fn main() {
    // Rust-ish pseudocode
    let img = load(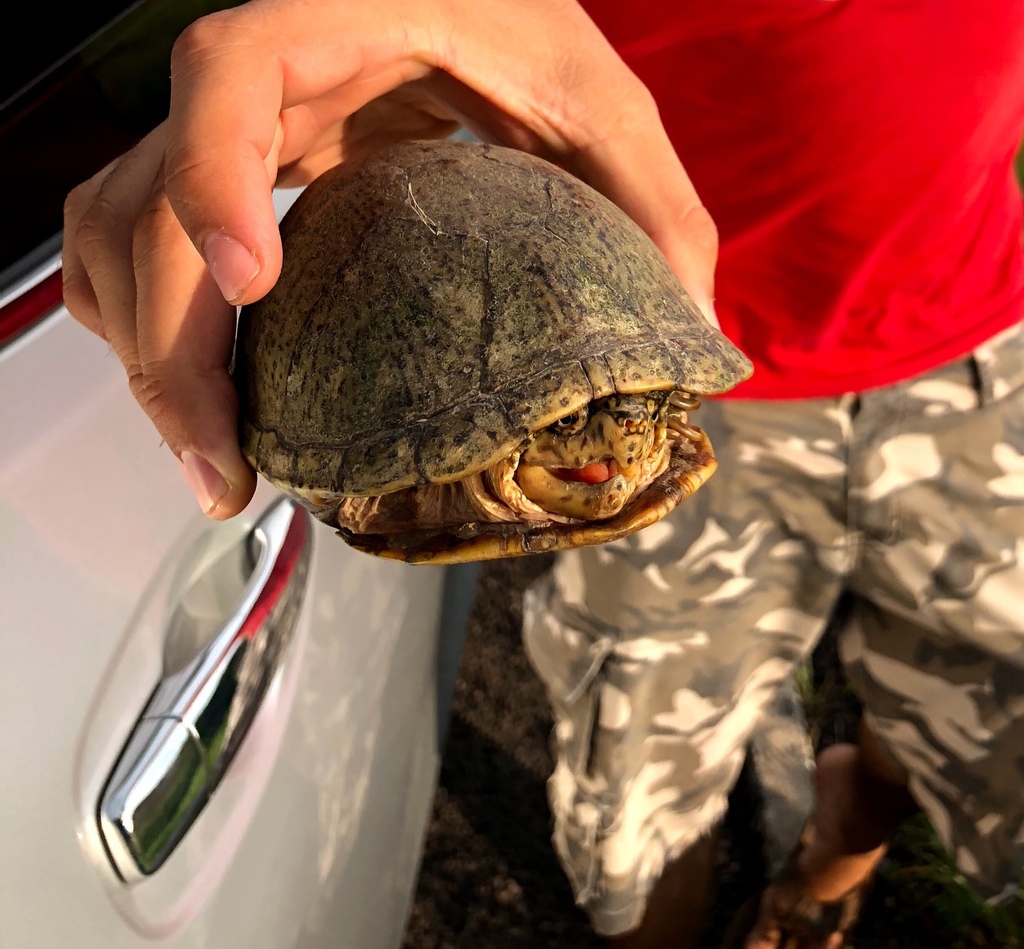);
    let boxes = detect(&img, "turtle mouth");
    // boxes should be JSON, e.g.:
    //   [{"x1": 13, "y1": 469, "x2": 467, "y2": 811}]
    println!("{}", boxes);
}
[
  {"x1": 514, "y1": 455, "x2": 652, "y2": 521},
  {"x1": 550, "y1": 459, "x2": 620, "y2": 484},
  {"x1": 508, "y1": 389, "x2": 705, "y2": 521}
]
